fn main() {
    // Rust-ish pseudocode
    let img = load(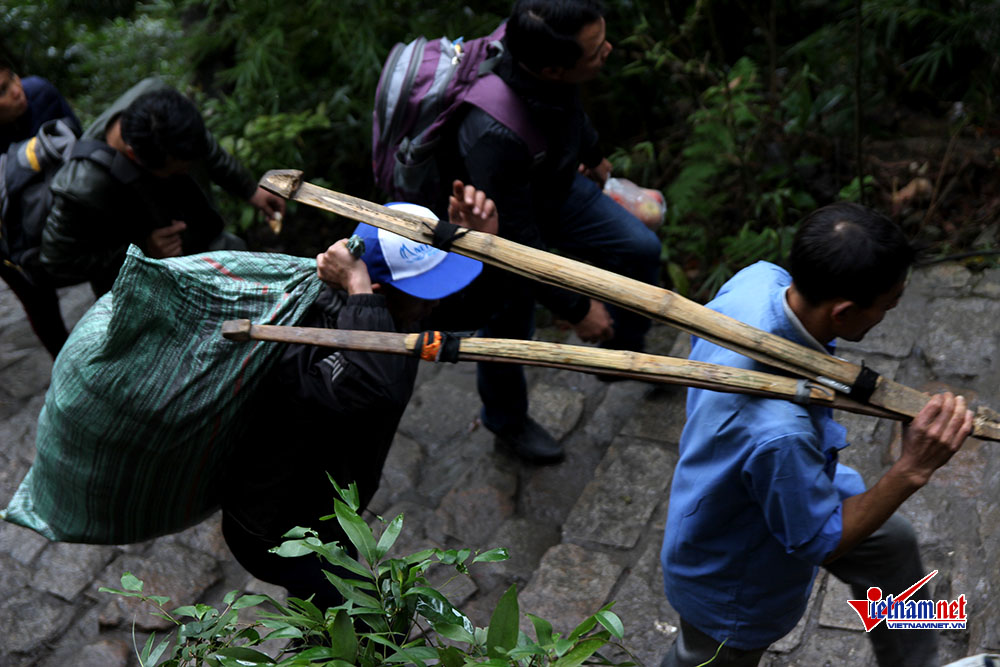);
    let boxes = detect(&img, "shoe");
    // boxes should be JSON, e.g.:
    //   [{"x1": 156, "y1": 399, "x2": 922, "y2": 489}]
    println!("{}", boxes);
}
[{"x1": 491, "y1": 417, "x2": 565, "y2": 465}]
